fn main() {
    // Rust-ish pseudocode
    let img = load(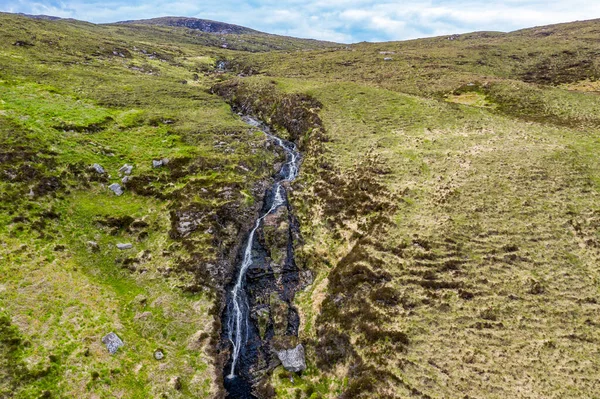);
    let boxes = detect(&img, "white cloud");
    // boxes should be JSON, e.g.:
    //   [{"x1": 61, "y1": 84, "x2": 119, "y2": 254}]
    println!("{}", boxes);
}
[{"x1": 1, "y1": 0, "x2": 600, "y2": 43}]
